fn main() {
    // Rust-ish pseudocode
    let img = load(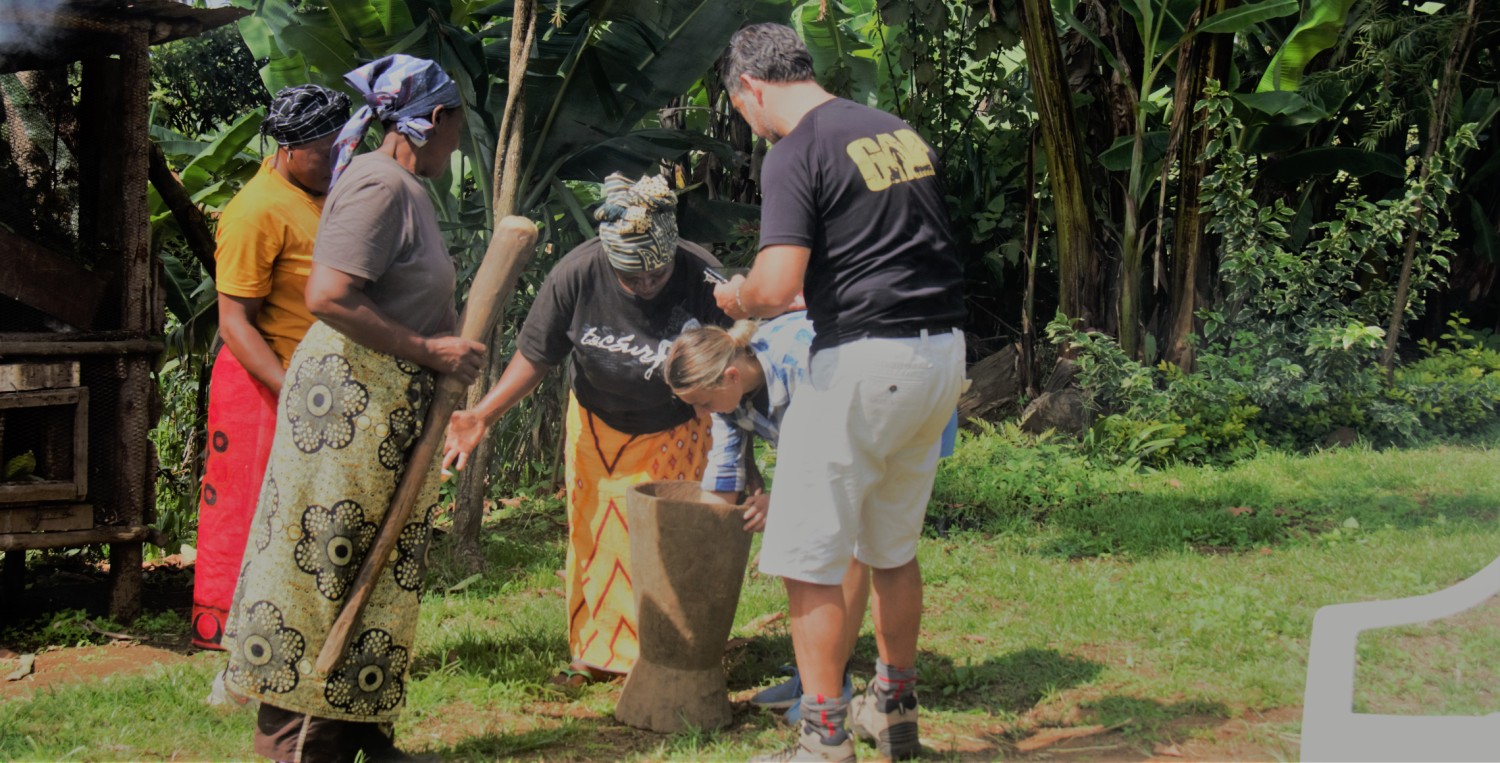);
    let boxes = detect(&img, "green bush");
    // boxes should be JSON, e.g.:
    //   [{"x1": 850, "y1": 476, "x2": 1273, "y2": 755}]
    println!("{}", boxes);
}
[
  {"x1": 1387, "y1": 316, "x2": 1500, "y2": 439},
  {"x1": 927, "y1": 421, "x2": 1115, "y2": 534},
  {"x1": 1035, "y1": 88, "x2": 1490, "y2": 468}
]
